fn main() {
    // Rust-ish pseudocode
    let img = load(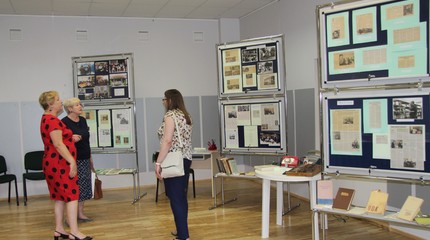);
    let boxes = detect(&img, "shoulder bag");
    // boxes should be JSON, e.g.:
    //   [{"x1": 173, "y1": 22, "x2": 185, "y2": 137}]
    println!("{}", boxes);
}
[
  {"x1": 94, "y1": 174, "x2": 103, "y2": 199},
  {"x1": 161, "y1": 113, "x2": 185, "y2": 178}
]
